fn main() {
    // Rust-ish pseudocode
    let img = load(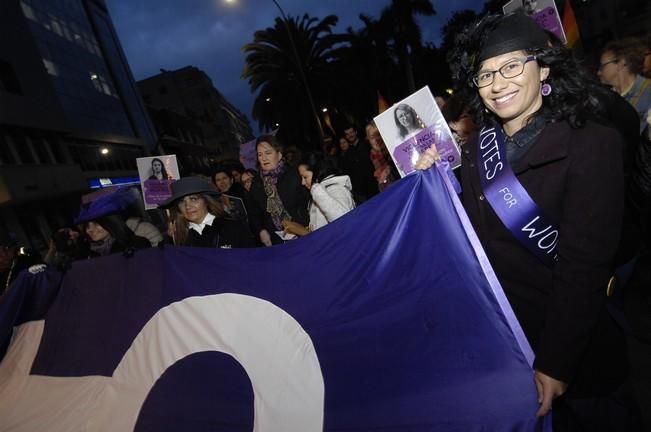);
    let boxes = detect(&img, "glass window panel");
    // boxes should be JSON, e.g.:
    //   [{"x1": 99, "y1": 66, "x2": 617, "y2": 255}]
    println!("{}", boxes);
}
[{"x1": 20, "y1": 1, "x2": 36, "y2": 20}]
